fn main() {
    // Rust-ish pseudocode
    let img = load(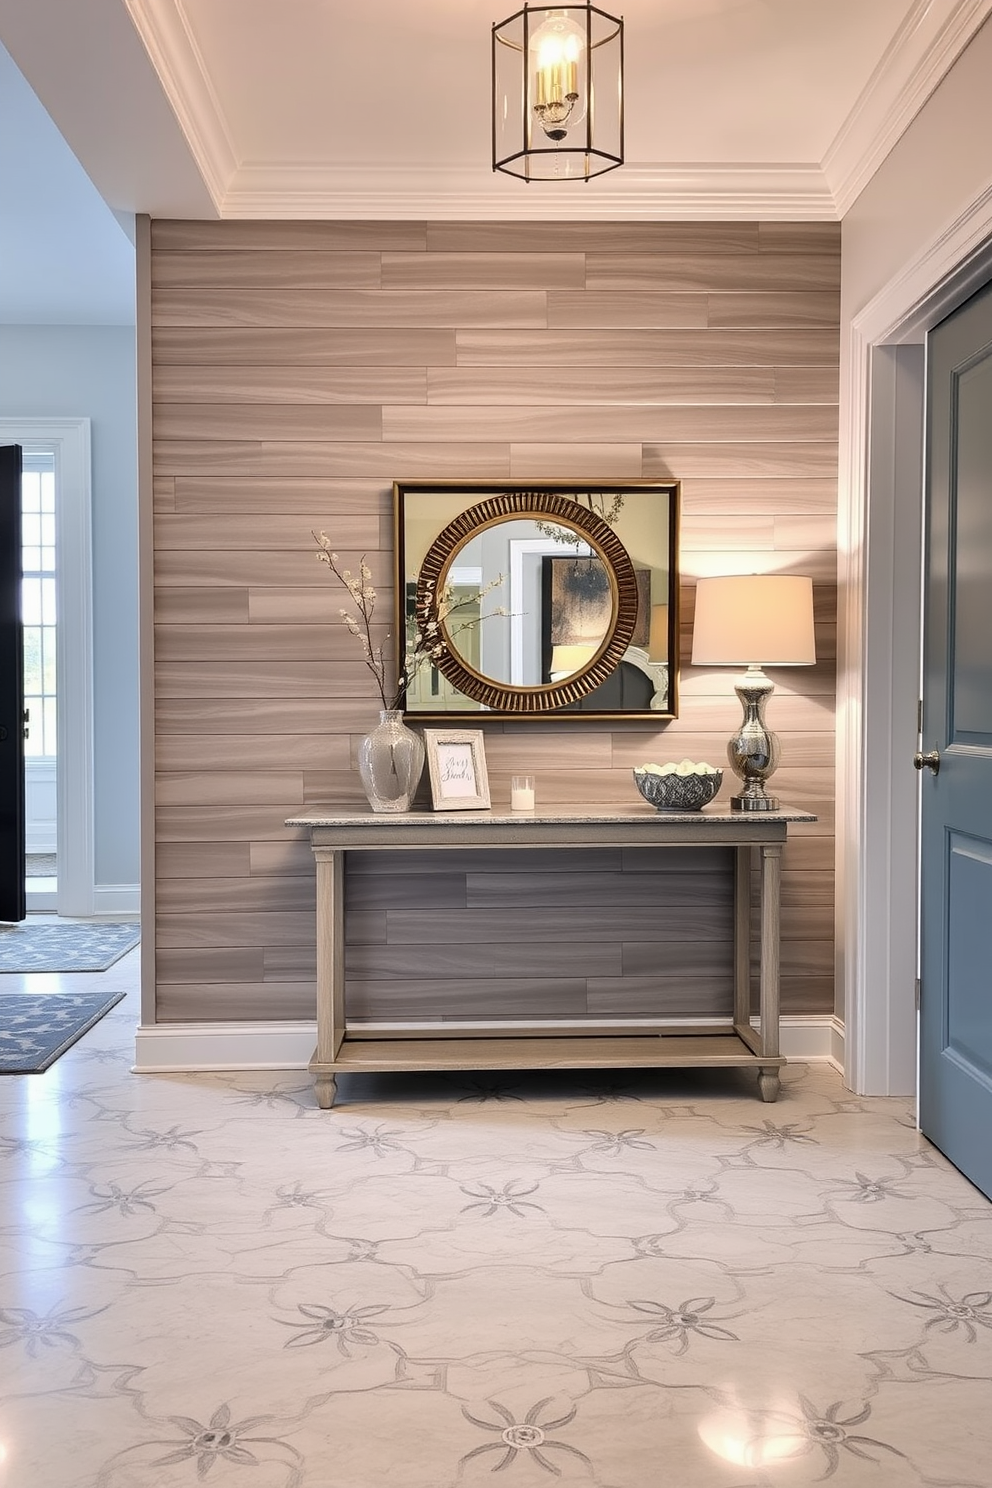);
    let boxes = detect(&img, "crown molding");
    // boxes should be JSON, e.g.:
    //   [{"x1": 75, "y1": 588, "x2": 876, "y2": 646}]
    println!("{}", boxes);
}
[
  {"x1": 823, "y1": 0, "x2": 992, "y2": 217},
  {"x1": 219, "y1": 162, "x2": 837, "y2": 221},
  {"x1": 120, "y1": 0, "x2": 992, "y2": 223},
  {"x1": 121, "y1": 0, "x2": 237, "y2": 212}
]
